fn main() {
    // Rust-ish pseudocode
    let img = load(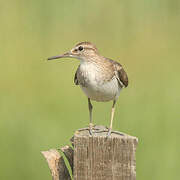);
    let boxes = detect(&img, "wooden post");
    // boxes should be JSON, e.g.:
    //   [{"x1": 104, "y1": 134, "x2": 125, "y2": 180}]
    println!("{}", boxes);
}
[
  {"x1": 42, "y1": 125, "x2": 138, "y2": 180},
  {"x1": 74, "y1": 126, "x2": 138, "y2": 180}
]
